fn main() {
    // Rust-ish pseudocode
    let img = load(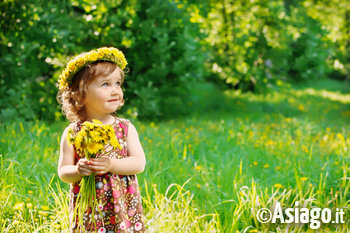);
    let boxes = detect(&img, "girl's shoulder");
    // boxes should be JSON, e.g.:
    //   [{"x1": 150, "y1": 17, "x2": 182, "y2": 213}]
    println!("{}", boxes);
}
[
  {"x1": 115, "y1": 117, "x2": 132, "y2": 137},
  {"x1": 63, "y1": 121, "x2": 80, "y2": 134}
]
